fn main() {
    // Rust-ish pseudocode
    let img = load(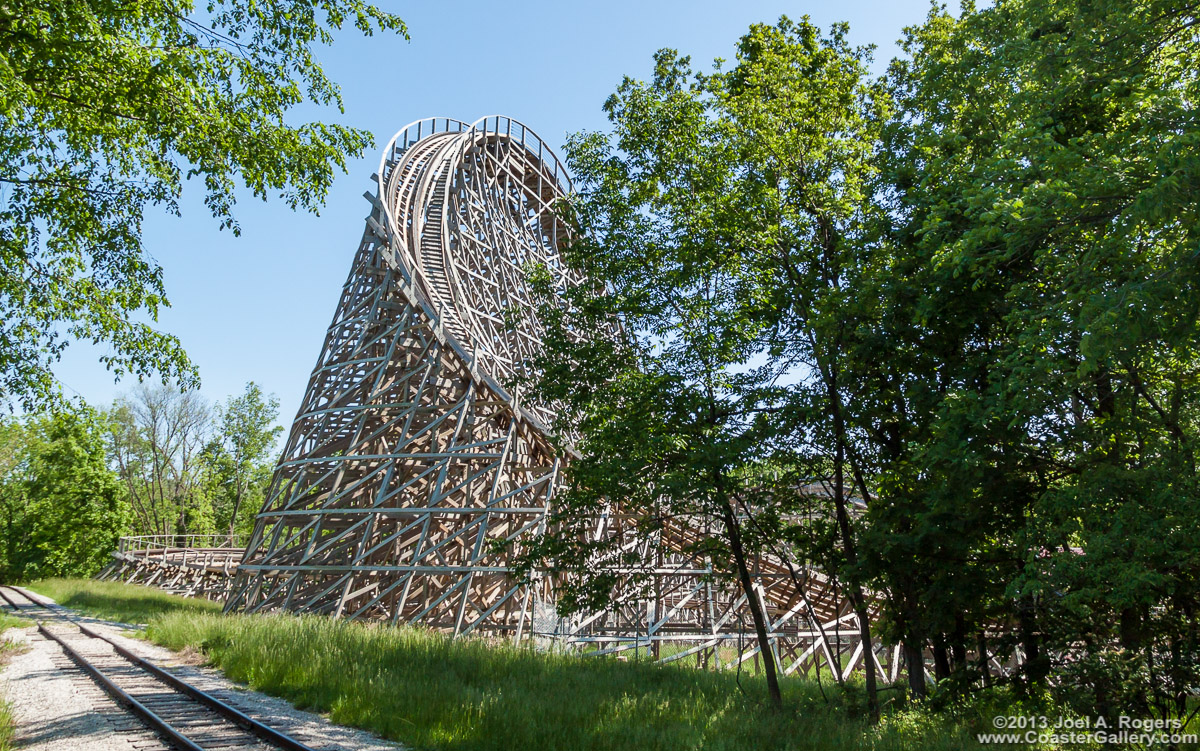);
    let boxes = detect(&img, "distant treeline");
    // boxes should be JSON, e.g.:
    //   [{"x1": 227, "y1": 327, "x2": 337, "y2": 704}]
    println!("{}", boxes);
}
[{"x1": 0, "y1": 382, "x2": 281, "y2": 582}]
